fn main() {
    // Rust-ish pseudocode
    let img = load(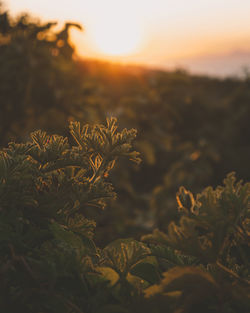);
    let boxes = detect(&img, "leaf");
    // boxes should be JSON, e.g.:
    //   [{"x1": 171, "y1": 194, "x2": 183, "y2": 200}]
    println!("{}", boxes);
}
[
  {"x1": 30, "y1": 130, "x2": 48, "y2": 149},
  {"x1": 141, "y1": 228, "x2": 169, "y2": 246},
  {"x1": 176, "y1": 186, "x2": 196, "y2": 214},
  {"x1": 145, "y1": 266, "x2": 218, "y2": 298},
  {"x1": 130, "y1": 261, "x2": 161, "y2": 284},
  {"x1": 102, "y1": 239, "x2": 150, "y2": 276},
  {"x1": 149, "y1": 244, "x2": 185, "y2": 268},
  {"x1": 50, "y1": 222, "x2": 82, "y2": 250},
  {"x1": 96, "y1": 266, "x2": 119, "y2": 286},
  {"x1": 79, "y1": 234, "x2": 97, "y2": 254}
]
